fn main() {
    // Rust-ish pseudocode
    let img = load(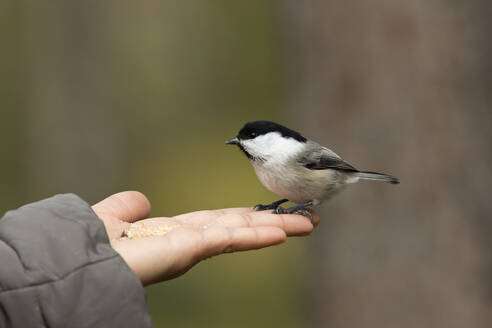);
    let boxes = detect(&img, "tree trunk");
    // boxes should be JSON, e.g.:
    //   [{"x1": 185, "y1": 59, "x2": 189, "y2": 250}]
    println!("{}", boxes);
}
[{"x1": 281, "y1": 1, "x2": 492, "y2": 327}]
